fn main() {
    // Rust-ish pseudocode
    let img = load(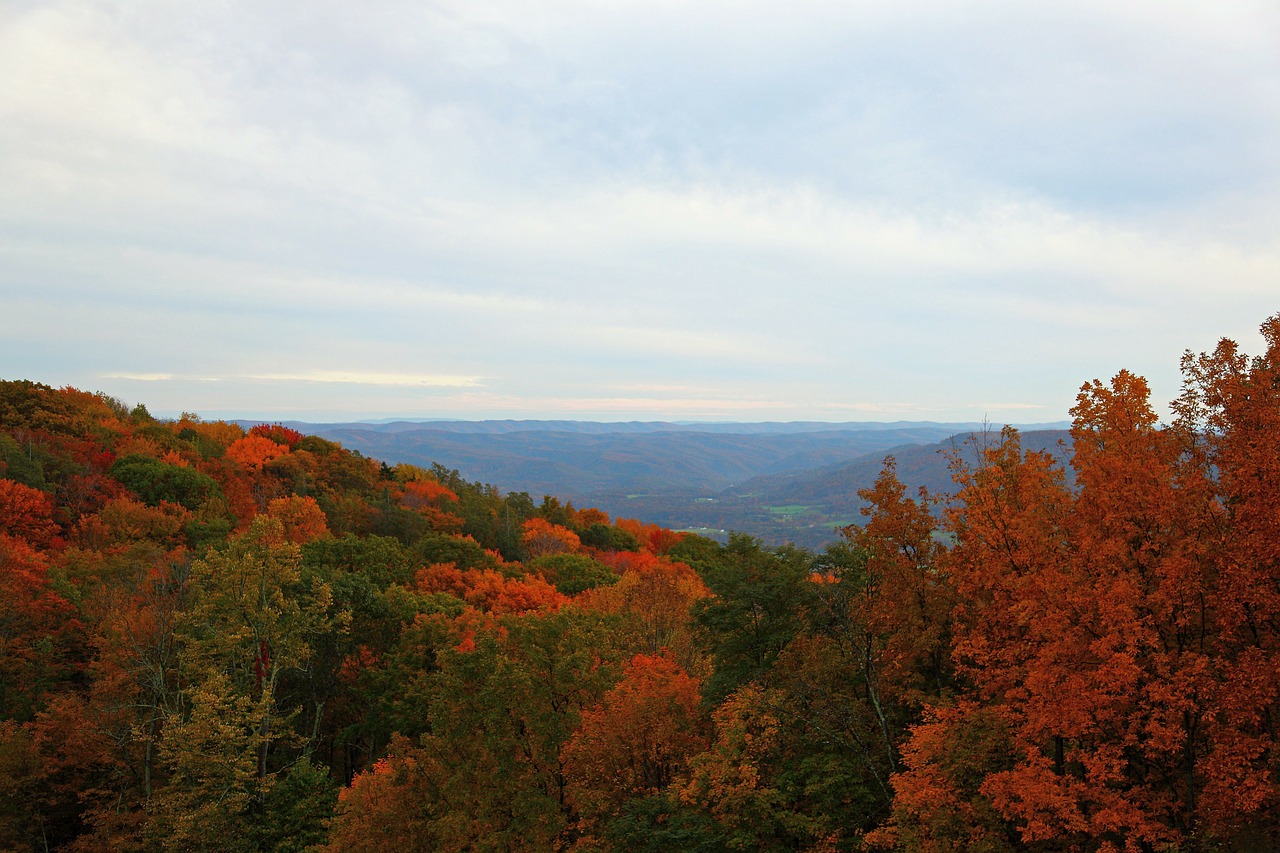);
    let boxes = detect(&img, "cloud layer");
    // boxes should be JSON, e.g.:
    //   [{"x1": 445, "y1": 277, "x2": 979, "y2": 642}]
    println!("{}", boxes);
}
[{"x1": 3, "y1": 1, "x2": 1278, "y2": 421}]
